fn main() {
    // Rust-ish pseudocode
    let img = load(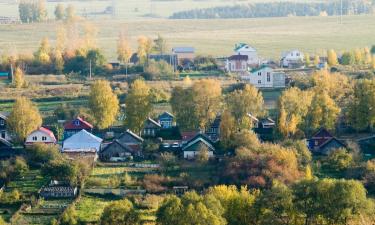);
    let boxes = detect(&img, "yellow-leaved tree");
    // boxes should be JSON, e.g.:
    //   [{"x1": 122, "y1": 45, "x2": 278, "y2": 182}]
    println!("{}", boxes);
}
[
  {"x1": 117, "y1": 31, "x2": 132, "y2": 75},
  {"x1": 327, "y1": 49, "x2": 338, "y2": 66},
  {"x1": 124, "y1": 79, "x2": 153, "y2": 133},
  {"x1": 34, "y1": 37, "x2": 51, "y2": 64},
  {"x1": 372, "y1": 55, "x2": 375, "y2": 70},
  {"x1": 12, "y1": 67, "x2": 26, "y2": 88},
  {"x1": 89, "y1": 80, "x2": 119, "y2": 129},
  {"x1": 137, "y1": 36, "x2": 153, "y2": 65},
  {"x1": 313, "y1": 55, "x2": 320, "y2": 66},
  {"x1": 8, "y1": 97, "x2": 42, "y2": 143},
  {"x1": 219, "y1": 110, "x2": 236, "y2": 149}
]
